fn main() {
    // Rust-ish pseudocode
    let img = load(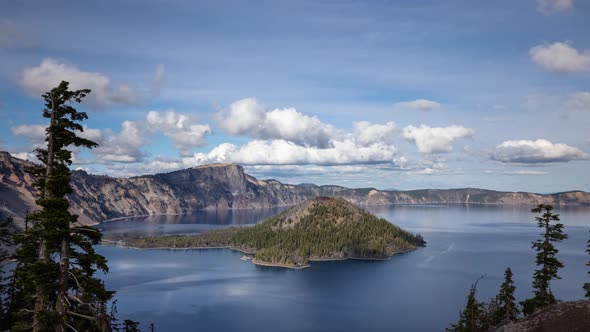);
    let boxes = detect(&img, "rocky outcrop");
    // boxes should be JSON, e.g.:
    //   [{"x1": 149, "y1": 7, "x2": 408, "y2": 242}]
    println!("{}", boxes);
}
[
  {"x1": 1, "y1": 151, "x2": 589, "y2": 226},
  {"x1": 496, "y1": 300, "x2": 590, "y2": 332}
]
